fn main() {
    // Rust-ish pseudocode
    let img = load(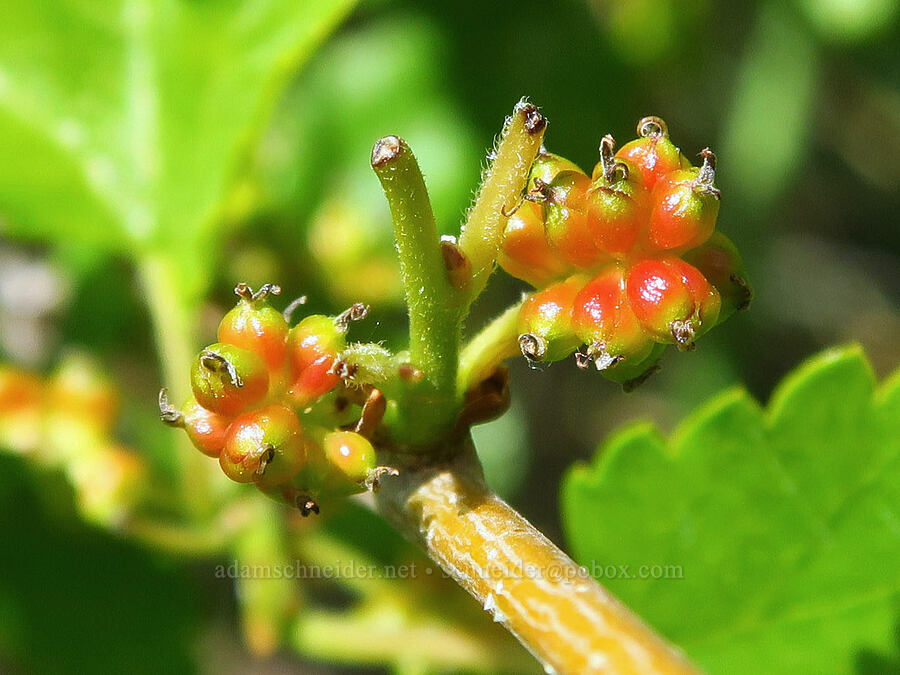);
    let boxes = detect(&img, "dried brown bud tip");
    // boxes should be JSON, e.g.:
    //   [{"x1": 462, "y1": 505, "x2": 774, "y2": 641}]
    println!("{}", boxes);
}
[
  {"x1": 200, "y1": 350, "x2": 243, "y2": 386},
  {"x1": 670, "y1": 320, "x2": 697, "y2": 351},
  {"x1": 234, "y1": 282, "x2": 253, "y2": 300},
  {"x1": 600, "y1": 133, "x2": 617, "y2": 161},
  {"x1": 584, "y1": 342, "x2": 624, "y2": 371},
  {"x1": 694, "y1": 147, "x2": 720, "y2": 198},
  {"x1": 515, "y1": 101, "x2": 546, "y2": 134},
  {"x1": 699, "y1": 147, "x2": 717, "y2": 171},
  {"x1": 592, "y1": 351, "x2": 624, "y2": 371},
  {"x1": 578, "y1": 344, "x2": 624, "y2": 371},
  {"x1": 523, "y1": 177, "x2": 552, "y2": 204},
  {"x1": 255, "y1": 445, "x2": 276, "y2": 476},
  {"x1": 574, "y1": 351, "x2": 594, "y2": 370},
  {"x1": 371, "y1": 135, "x2": 403, "y2": 167},
  {"x1": 637, "y1": 116, "x2": 669, "y2": 138},
  {"x1": 518, "y1": 333, "x2": 547, "y2": 362},
  {"x1": 234, "y1": 283, "x2": 281, "y2": 302},
  {"x1": 335, "y1": 303, "x2": 369, "y2": 331},
  {"x1": 158, "y1": 388, "x2": 184, "y2": 427},
  {"x1": 296, "y1": 496, "x2": 320, "y2": 517},
  {"x1": 254, "y1": 284, "x2": 281, "y2": 300},
  {"x1": 365, "y1": 466, "x2": 400, "y2": 492},
  {"x1": 328, "y1": 359, "x2": 359, "y2": 381},
  {"x1": 282, "y1": 295, "x2": 308, "y2": 323},
  {"x1": 598, "y1": 135, "x2": 629, "y2": 183}
]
